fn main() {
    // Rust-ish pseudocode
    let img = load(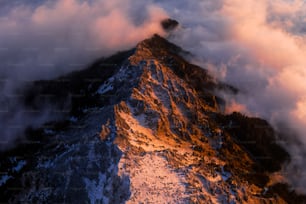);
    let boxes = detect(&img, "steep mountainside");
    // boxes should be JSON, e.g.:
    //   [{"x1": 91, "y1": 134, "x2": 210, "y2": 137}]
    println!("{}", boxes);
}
[{"x1": 0, "y1": 35, "x2": 305, "y2": 203}]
